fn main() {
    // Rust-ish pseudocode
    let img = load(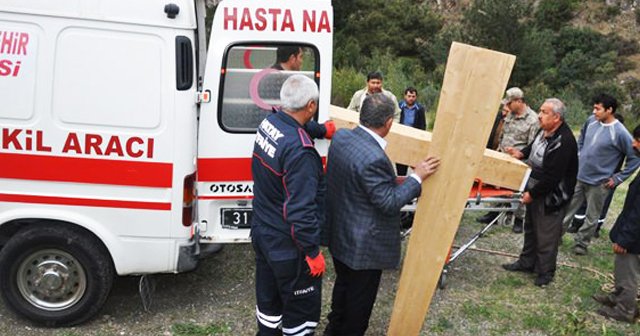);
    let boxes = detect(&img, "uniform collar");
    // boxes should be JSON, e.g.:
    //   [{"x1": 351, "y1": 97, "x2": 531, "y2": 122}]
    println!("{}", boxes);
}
[{"x1": 276, "y1": 109, "x2": 304, "y2": 127}]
